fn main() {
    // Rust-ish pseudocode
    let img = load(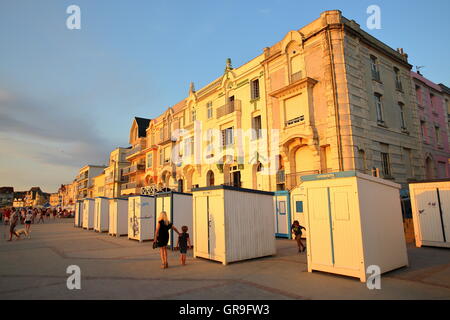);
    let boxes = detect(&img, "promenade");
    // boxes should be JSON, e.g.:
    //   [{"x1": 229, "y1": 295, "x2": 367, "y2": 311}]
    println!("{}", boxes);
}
[{"x1": 0, "y1": 220, "x2": 449, "y2": 299}]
